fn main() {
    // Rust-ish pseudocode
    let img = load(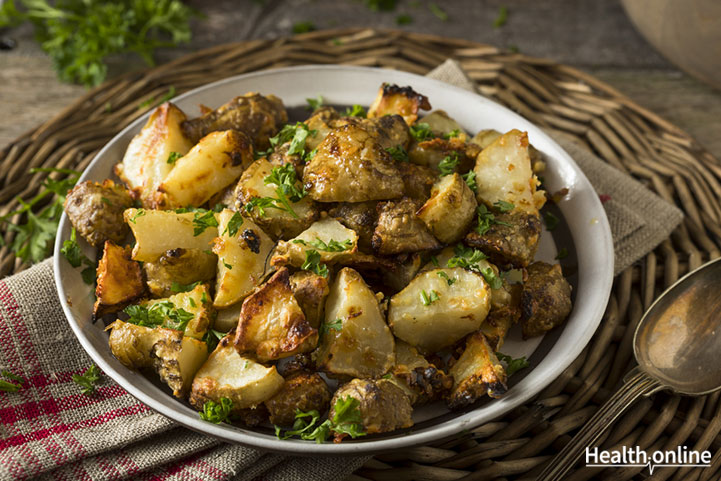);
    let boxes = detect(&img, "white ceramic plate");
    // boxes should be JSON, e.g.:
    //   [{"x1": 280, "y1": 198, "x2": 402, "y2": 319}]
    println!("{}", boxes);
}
[{"x1": 53, "y1": 65, "x2": 613, "y2": 455}]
